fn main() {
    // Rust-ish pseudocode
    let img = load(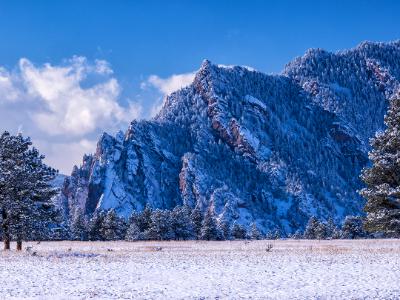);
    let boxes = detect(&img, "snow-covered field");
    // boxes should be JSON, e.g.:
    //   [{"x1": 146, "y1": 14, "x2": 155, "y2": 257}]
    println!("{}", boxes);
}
[{"x1": 1, "y1": 239, "x2": 399, "y2": 299}]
